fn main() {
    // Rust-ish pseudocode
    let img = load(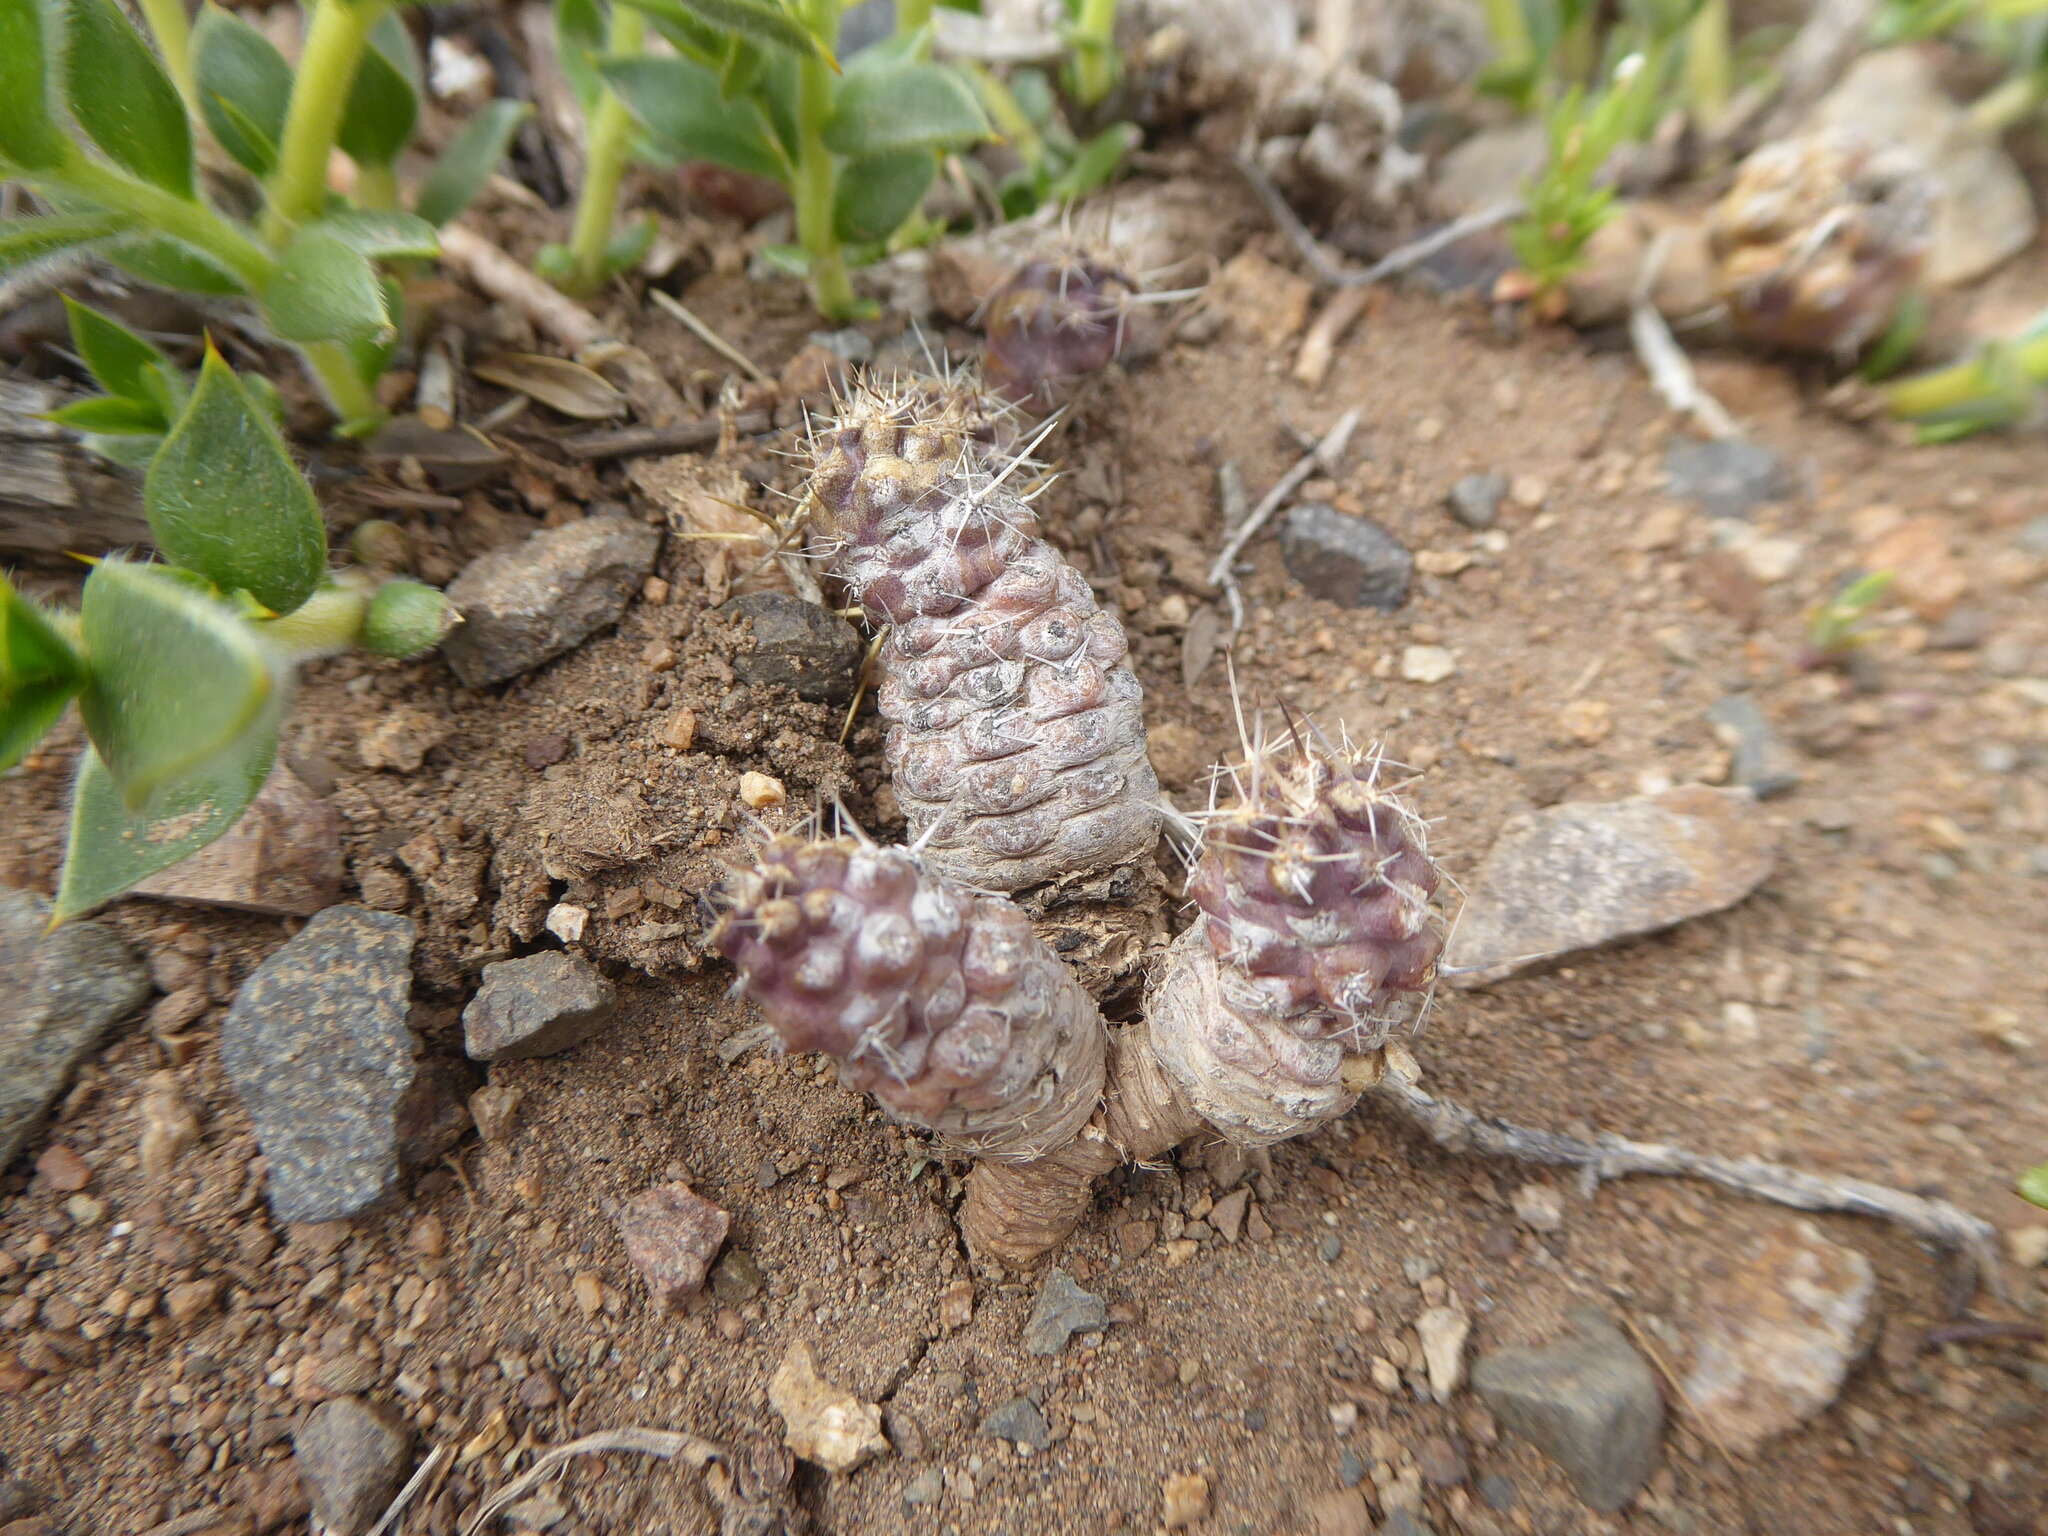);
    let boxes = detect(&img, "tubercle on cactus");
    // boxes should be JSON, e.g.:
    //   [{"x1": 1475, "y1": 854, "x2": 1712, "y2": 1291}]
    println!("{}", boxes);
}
[
  {"x1": 709, "y1": 834, "x2": 1105, "y2": 1162},
  {"x1": 803, "y1": 380, "x2": 1162, "y2": 895}
]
